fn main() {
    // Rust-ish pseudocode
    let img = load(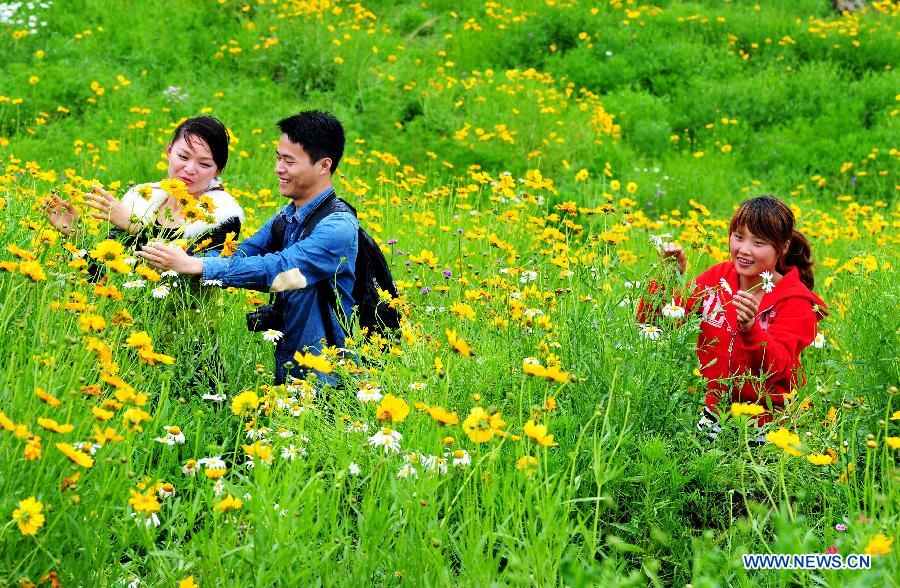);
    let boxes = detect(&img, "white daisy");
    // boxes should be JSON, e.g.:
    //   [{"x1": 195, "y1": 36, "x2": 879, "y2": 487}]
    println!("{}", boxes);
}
[
  {"x1": 719, "y1": 278, "x2": 732, "y2": 295},
  {"x1": 348, "y1": 462, "x2": 361, "y2": 476},
  {"x1": 447, "y1": 449, "x2": 471, "y2": 468},
  {"x1": 281, "y1": 444, "x2": 305, "y2": 460},
  {"x1": 182, "y1": 459, "x2": 200, "y2": 476},
  {"x1": 151, "y1": 285, "x2": 170, "y2": 299},
  {"x1": 661, "y1": 300, "x2": 685, "y2": 319},
  {"x1": 356, "y1": 387, "x2": 383, "y2": 403},
  {"x1": 347, "y1": 420, "x2": 369, "y2": 433},
  {"x1": 813, "y1": 332, "x2": 826, "y2": 348},
  {"x1": 759, "y1": 271, "x2": 775, "y2": 293},
  {"x1": 122, "y1": 279, "x2": 146, "y2": 289},
  {"x1": 396, "y1": 464, "x2": 418, "y2": 479},
  {"x1": 198, "y1": 456, "x2": 226, "y2": 470},
  {"x1": 202, "y1": 392, "x2": 226, "y2": 402},
  {"x1": 160, "y1": 270, "x2": 179, "y2": 278},
  {"x1": 639, "y1": 324, "x2": 662, "y2": 340},
  {"x1": 263, "y1": 329, "x2": 283, "y2": 343},
  {"x1": 368, "y1": 427, "x2": 402, "y2": 454}
]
